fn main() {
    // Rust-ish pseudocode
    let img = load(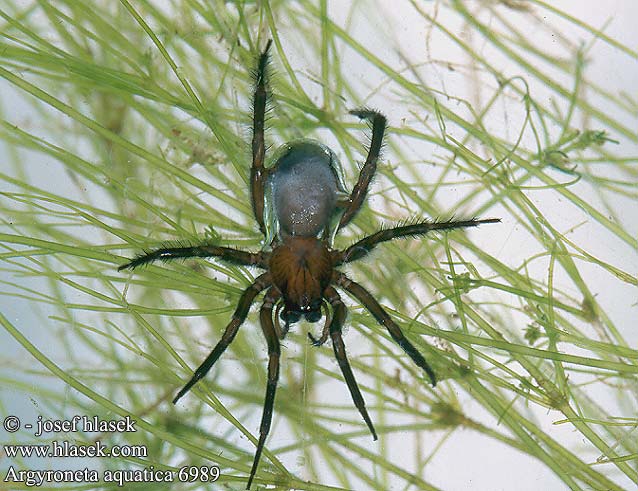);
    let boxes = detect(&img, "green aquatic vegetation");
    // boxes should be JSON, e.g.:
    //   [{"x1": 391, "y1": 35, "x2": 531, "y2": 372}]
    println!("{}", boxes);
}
[{"x1": 1, "y1": 1, "x2": 636, "y2": 490}]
